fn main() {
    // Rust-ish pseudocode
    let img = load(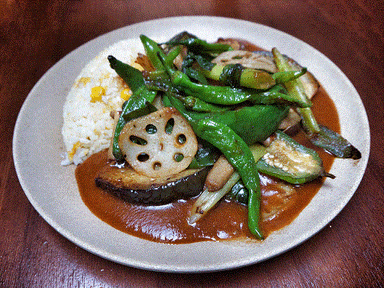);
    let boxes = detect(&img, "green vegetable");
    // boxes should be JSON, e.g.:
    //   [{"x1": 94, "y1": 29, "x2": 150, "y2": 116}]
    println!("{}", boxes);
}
[
  {"x1": 272, "y1": 68, "x2": 308, "y2": 84},
  {"x1": 165, "y1": 45, "x2": 182, "y2": 66},
  {"x1": 161, "y1": 93, "x2": 173, "y2": 107},
  {"x1": 164, "y1": 33, "x2": 233, "y2": 55},
  {"x1": 175, "y1": 95, "x2": 229, "y2": 112},
  {"x1": 225, "y1": 143, "x2": 267, "y2": 205},
  {"x1": 140, "y1": 34, "x2": 183, "y2": 71},
  {"x1": 205, "y1": 63, "x2": 276, "y2": 90},
  {"x1": 256, "y1": 131, "x2": 334, "y2": 184},
  {"x1": 189, "y1": 172, "x2": 241, "y2": 224},
  {"x1": 226, "y1": 180, "x2": 249, "y2": 205},
  {"x1": 168, "y1": 67, "x2": 311, "y2": 108},
  {"x1": 310, "y1": 125, "x2": 362, "y2": 159},
  {"x1": 247, "y1": 84, "x2": 311, "y2": 107},
  {"x1": 272, "y1": 48, "x2": 362, "y2": 159},
  {"x1": 140, "y1": 35, "x2": 167, "y2": 71},
  {"x1": 144, "y1": 70, "x2": 178, "y2": 94},
  {"x1": 181, "y1": 53, "x2": 211, "y2": 84},
  {"x1": 194, "y1": 119, "x2": 264, "y2": 239},
  {"x1": 188, "y1": 140, "x2": 220, "y2": 169},
  {"x1": 272, "y1": 47, "x2": 319, "y2": 133},
  {"x1": 151, "y1": 45, "x2": 308, "y2": 108},
  {"x1": 108, "y1": 55, "x2": 157, "y2": 161},
  {"x1": 169, "y1": 95, "x2": 289, "y2": 145},
  {"x1": 203, "y1": 63, "x2": 306, "y2": 91}
]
